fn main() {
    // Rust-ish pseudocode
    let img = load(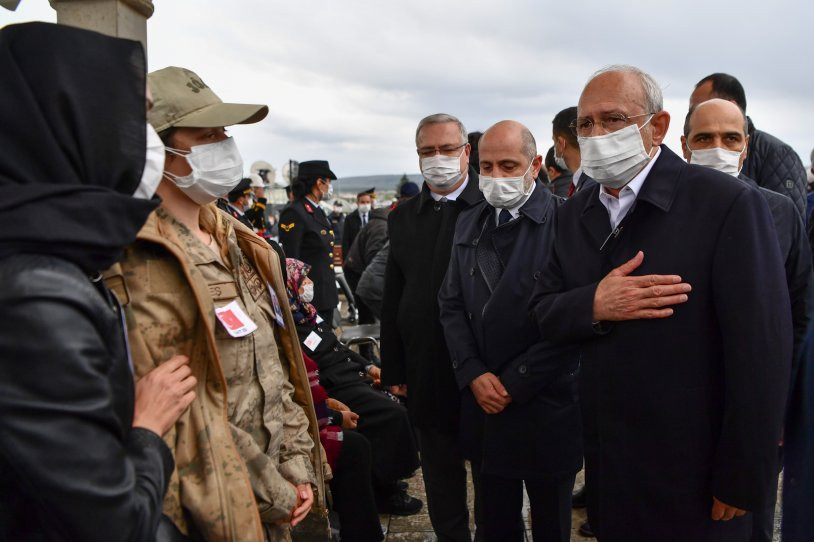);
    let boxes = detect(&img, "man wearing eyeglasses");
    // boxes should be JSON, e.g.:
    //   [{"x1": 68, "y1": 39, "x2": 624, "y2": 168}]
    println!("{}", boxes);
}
[
  {"x1": 531, "y1": 65, "x2": 791, "y2": 541},
  {"x1": 381, "y1": 113, "x2": 484, "y2": 541}
]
